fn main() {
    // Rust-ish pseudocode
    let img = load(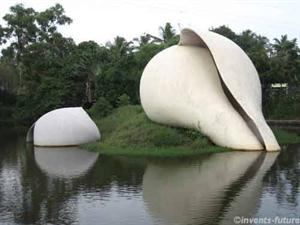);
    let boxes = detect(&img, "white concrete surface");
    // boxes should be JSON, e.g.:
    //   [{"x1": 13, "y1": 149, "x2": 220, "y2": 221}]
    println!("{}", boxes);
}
[
  {"x1": 28, "y1": 107, "x2": 100, "y2": 146},
  {"x1": 140, "y1": 28, "x2": 280, "y2": 151}
]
